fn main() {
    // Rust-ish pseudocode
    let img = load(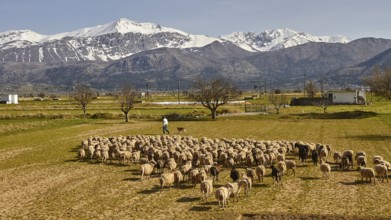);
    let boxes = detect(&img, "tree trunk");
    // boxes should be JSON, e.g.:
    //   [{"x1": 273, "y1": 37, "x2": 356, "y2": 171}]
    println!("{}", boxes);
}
[
  {"x1": 211, "y1": 109, "x2": 217, "y2": 119},
  {"x1": 82, "y1": 105, "x2": 87, "y2": 116},
  {"x1": 124, "y1": 112, "x2": 129, "y2": 122}
]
